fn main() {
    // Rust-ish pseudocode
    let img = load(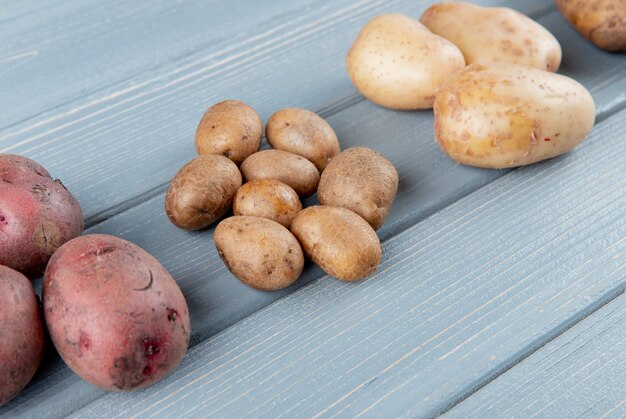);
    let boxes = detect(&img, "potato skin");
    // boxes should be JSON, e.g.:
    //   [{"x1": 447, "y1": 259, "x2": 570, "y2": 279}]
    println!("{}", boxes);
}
[
  {"x1": 240, "y1": 149, "x2": 320, "y2": 197},
  {"x1": 214, "y1": 216, "x2": 304, "y2": 291},
  {"x1": 555, "y1": 0, "x2": 626, "y2": 51},
  {"x1": 0, "y1": 265, "x2": 44, "y2": 406},
  {"x1": 346, "y1": 14, "x2": 465, "y2": 110},
  {"x1": 43, "y1": 234, "x2": 190, "y2": 391},
  {"x1": 318, "y1": 147, "x2": 398, "y2": 230},
  {"x1": 165, "y1": 155, "x2": 242, "y2": 230},
  {"x1": 290, "y1": 206, "x2": 381, "y2": 282},
  {"x1": 265, "y1": 108, "x2": 340, "y2": 171},
  {"x1": 233, "y1": 180, "x2": 302, "y2": 228},
  {"x1": 421, "y1": 2, "x2": 562, "y2": 72},
  {"x1": 195, "y1": 100, "x2": 263, "y2": 164},
  {"x1": 434, "y1": 64, "x2": 596, "y2": 169},
  {"x1": 0, "y1": 154, "x2": 84, "y2": 276}
]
